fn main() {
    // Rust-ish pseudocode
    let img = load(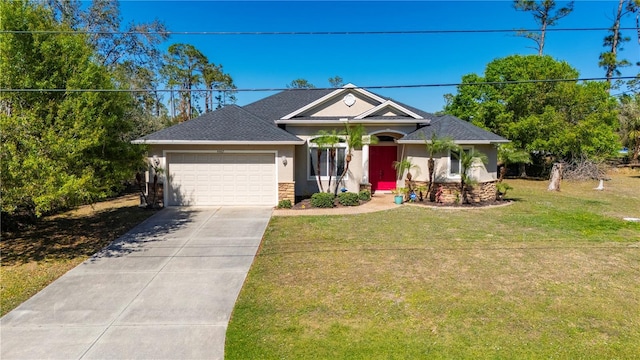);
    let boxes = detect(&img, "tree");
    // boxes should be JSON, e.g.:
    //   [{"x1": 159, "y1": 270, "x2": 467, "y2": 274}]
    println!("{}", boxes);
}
[
  {"x1": 0, "y1": 0, "x2": 144, "y2": 218},
  {"x1": 513, "y1": 0, "x2": 574, "y2": 55},
  {"x1": 618, "y1": 93, "x2": 640, "y2": 162},
  {"x1": 599, "y1": 0, "x2": 638, "y2": 88},
  {"x1": 202, "y1": 63, "x2": 236, "y2": 112},
  {"x1": 423, "y1": 133, "x2": 457, "y2": 199},
  {"x1": 328, "y1": 76, "x2": 344, "y2": 88},
  {"x1": 46, "y1": 0, "x2": 170, "y2": 142},
  {"x1": 452, "y1": 148, "x2": 488, "y2": 204},
  {"x1": 445, "y1": 55, "x2": 620, "y2": 162},
  {"x1": 162, "y1": 43, "x2": 208, "y2": 122},
  {"x1": 287, "y1": 79, "x2": 316, "y2": 89},
  {"x1": 497, "y1": 143, "x2": 532, "y2": 181}
]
